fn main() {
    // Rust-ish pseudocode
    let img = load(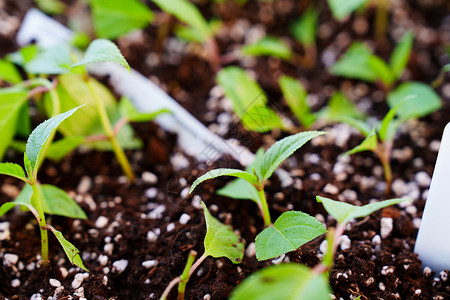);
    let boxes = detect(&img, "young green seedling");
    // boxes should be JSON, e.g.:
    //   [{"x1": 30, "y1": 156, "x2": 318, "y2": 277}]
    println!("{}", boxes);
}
[
  {"x1": 190, "y1": 131, "x2": 328, "y2": 260},
  {"x1": 160, "y1": 202, "x2": 244, "y2": 300},
  {"x1": 342, "y1": 95, "x2": 440, "y2": 194},
  {"x1": 0, "y1": 106, "x2": 87, "y2": 270},
  {"x1": 289, "y1": 6, "x2": 318, "y2": 69},
  {"x1": 152, "y1": 0, "x2": 221, "y2": 70},
  {"x1": 230, "y1": 196, "x2": 410, "y2": 300},
  {"x1": 331, "y1": 31, "x2": 414, "y2": 91}
]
